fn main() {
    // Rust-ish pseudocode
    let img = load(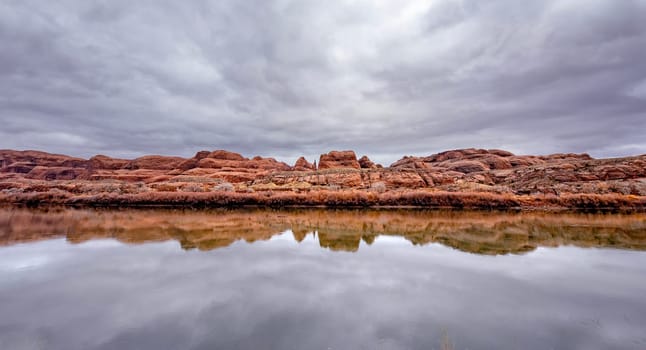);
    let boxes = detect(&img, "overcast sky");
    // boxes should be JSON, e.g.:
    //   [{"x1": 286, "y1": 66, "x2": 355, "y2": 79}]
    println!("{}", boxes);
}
[{"x1": 1, "y1": 0, "x2": 645, "y2": 165}]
